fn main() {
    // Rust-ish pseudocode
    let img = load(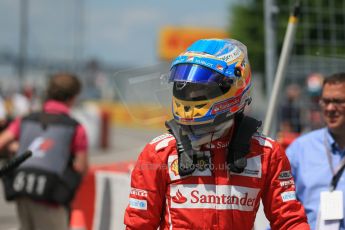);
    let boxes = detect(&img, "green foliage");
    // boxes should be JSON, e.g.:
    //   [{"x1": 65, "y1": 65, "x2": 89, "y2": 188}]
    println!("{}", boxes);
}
[
  {"x1": 229, "y1": 0, "x2": 345, "y2": 72},
  {"x1": 228, "y1": 1, "x2": 265, "y2": 72}
]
